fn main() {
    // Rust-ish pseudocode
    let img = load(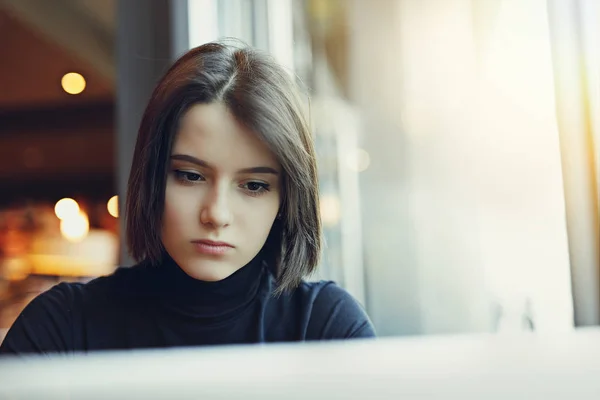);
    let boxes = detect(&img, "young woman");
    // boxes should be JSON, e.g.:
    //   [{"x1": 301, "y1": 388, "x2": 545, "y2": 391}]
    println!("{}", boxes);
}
[{"x1": 0, "y1": 42, "x2": 375, "y2": 354}]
